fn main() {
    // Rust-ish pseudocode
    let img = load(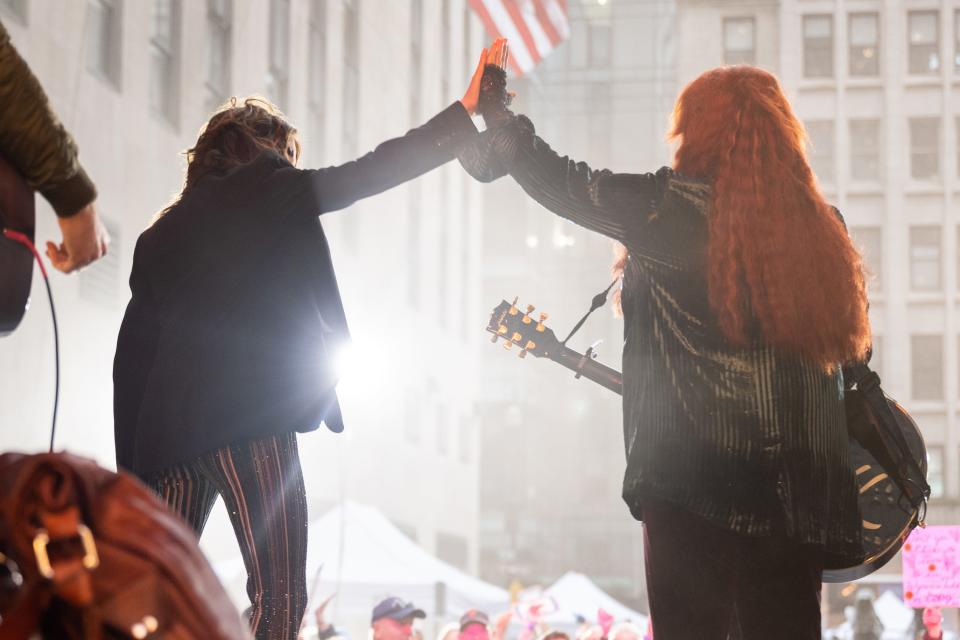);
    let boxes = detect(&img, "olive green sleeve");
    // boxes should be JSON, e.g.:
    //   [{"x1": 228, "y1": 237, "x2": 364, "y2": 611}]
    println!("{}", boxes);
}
[{"x1": 0, "y1": 21, "x2": 96, "y2": 217}]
